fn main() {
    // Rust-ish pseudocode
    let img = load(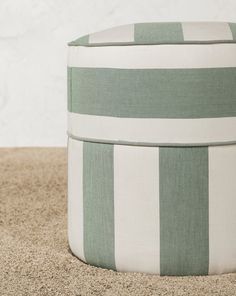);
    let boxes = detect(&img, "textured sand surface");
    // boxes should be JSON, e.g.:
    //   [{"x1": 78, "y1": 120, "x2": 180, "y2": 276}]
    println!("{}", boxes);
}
[{"x1": 0, "y1": 148, "x2": 235, "y2": 296}]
